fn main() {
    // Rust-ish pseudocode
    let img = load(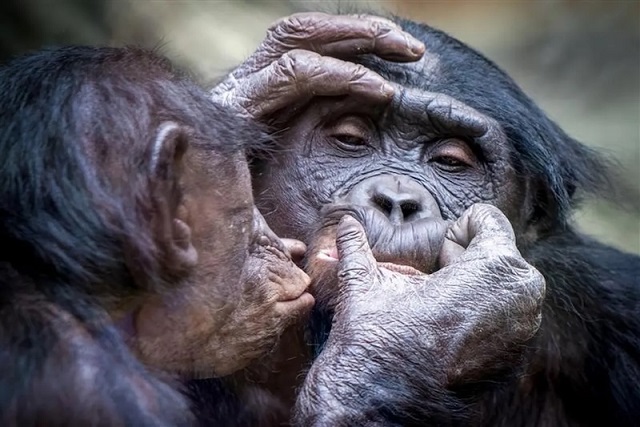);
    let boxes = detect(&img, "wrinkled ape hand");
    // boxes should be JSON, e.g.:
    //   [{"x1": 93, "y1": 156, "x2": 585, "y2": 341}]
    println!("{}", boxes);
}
[
  {"x1": 295, "y1": 204, "x2": 546, "y2": 426},
  {"x1": 211, "y1": 12, "x2": 425, "y2": 121}
]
